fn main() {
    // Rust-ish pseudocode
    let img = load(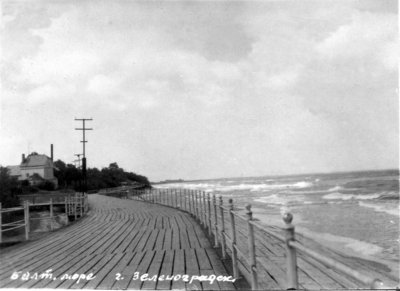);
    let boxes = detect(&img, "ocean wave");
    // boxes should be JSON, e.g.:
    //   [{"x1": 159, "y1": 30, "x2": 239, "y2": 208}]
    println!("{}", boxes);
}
[
  {"x1": 322, "y1": 192, "x2": 381, "y2": 201},
  {"x1": 327, "y1": 185, "x2": 342, "y2": 192},
  {"x1": 156, "y1": 181, "x2": 313, "y2": 192},
  {"x1": 323, "y1": 191, "x2": 399, "y2": 201},
  {"x1": 358, "y1": 202, "x2": 400, "y2": 217},
  {"x1": 299, "y1": 229, "x2": 384, "y2": 257},
  {"x1": 253, "y1": 194, "x2": 308, "y2": 206},
  {"x1": 378, "y1": 192, "x2": 399, "y2": 200}
]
